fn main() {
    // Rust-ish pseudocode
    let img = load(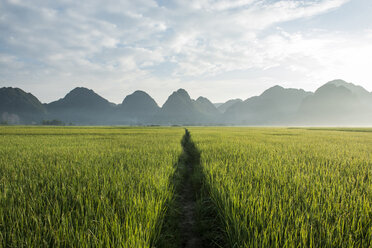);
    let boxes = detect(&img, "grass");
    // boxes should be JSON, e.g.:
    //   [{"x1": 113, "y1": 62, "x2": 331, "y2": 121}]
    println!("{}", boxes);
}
[
  {"x1": 0, "y1": 126, "x2": 371, "y2": 247},
  {"x1": 189, "y1": 127, "x2": 372, "y2": 247},
  {"x1": 0, "y1": 126, "x2": 183, "y2": 247}
]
